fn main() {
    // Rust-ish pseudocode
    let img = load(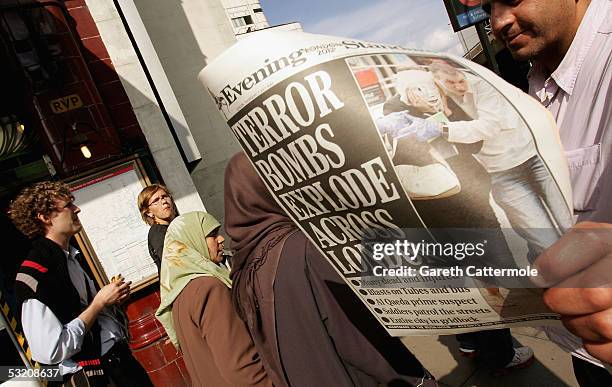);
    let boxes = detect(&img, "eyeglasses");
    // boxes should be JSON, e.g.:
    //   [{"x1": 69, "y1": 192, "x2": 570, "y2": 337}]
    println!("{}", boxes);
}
[
  {"x1": 63, "y1": 201, "x2": 77, "y2": 210},
  {"x1": 55, "y1": 198, "x2": 78, "y2": 211},
  {"x1": 148, "y1": 194, "x2": 171, "y2": 207}
]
